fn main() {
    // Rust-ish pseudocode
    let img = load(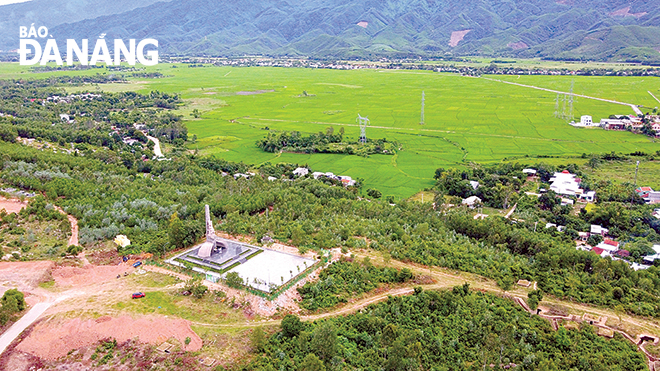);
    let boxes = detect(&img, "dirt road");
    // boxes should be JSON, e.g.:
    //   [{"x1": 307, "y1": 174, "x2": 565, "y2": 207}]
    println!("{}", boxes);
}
[
  {"x1": 483, "y1": 77, "x2": 643, "y2": 115},
  {"x1": 53, "y1": 205, "x2": 78, "y2": 246},
  {"x1": 0, "y1": 302, "x2": 52, "y2": 356},
  {"x1": 147, "y1": 136, "x2": 164, "y2": 158}
]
